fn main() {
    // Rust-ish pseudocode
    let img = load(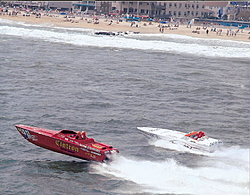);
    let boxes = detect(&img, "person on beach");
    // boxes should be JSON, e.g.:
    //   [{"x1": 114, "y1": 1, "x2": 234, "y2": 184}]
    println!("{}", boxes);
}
[{"x1": 1, "y1": 8, "x2": 250, "y2": 42}]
